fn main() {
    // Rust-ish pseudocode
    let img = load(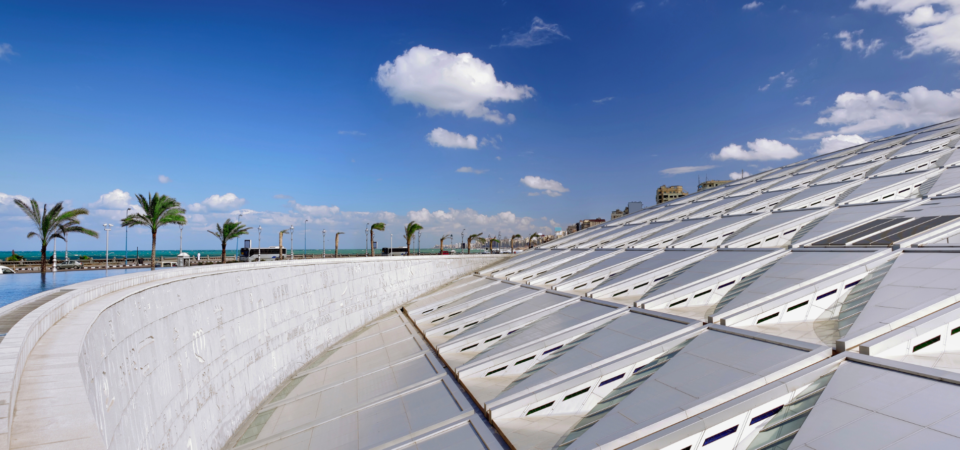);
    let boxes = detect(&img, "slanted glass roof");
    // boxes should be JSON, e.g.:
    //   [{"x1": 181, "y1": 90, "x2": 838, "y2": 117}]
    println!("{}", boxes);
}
[
  {"x1": 871, "y1": 149, "x2": 947, "y2": 177},
  {"x1": 889, "y1": 136, "x2": 952, "y2": 157},
  {"x1": 776, "y1": 179, "x2": 861, "y2": 210},
  {"x1": 592, "y1": 249, "x2": 712, "y2": 292}
]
